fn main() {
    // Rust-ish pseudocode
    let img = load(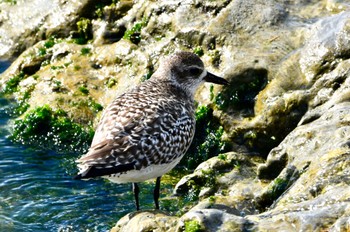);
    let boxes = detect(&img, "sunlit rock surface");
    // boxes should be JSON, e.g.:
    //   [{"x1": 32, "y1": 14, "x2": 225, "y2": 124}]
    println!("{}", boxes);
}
[{"x1": 1, "y1": 0, "x2": 350, "y2": 231}]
